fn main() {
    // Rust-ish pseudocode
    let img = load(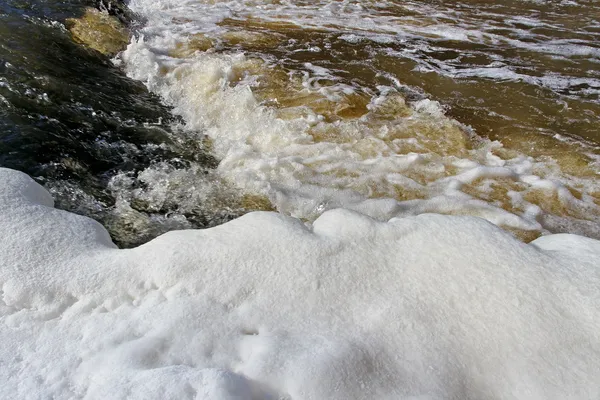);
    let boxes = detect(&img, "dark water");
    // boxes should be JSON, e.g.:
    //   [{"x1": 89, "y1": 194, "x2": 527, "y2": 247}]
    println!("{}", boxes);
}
[{"x1": 0, "y1": 0, "x2": 248, "y2": 247}]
